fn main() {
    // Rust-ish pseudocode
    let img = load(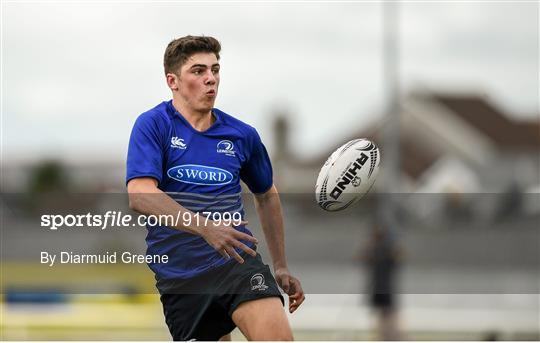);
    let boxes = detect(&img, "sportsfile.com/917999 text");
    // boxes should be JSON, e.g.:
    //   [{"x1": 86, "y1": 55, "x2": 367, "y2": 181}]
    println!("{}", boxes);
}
[{"x1": 40, "y1": 211, "x2": 244, "y2": 231}]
